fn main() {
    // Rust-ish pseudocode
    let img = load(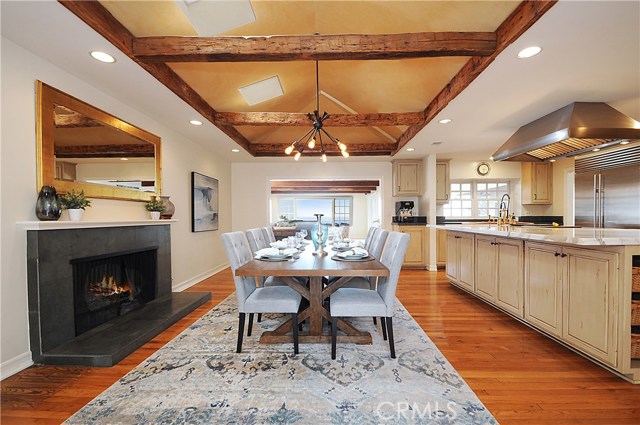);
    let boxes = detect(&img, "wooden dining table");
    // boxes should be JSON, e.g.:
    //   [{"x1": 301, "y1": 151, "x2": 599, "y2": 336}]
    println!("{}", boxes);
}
[{"x1": 235, "y1": 243, "x2": 389, "y2": 345}]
